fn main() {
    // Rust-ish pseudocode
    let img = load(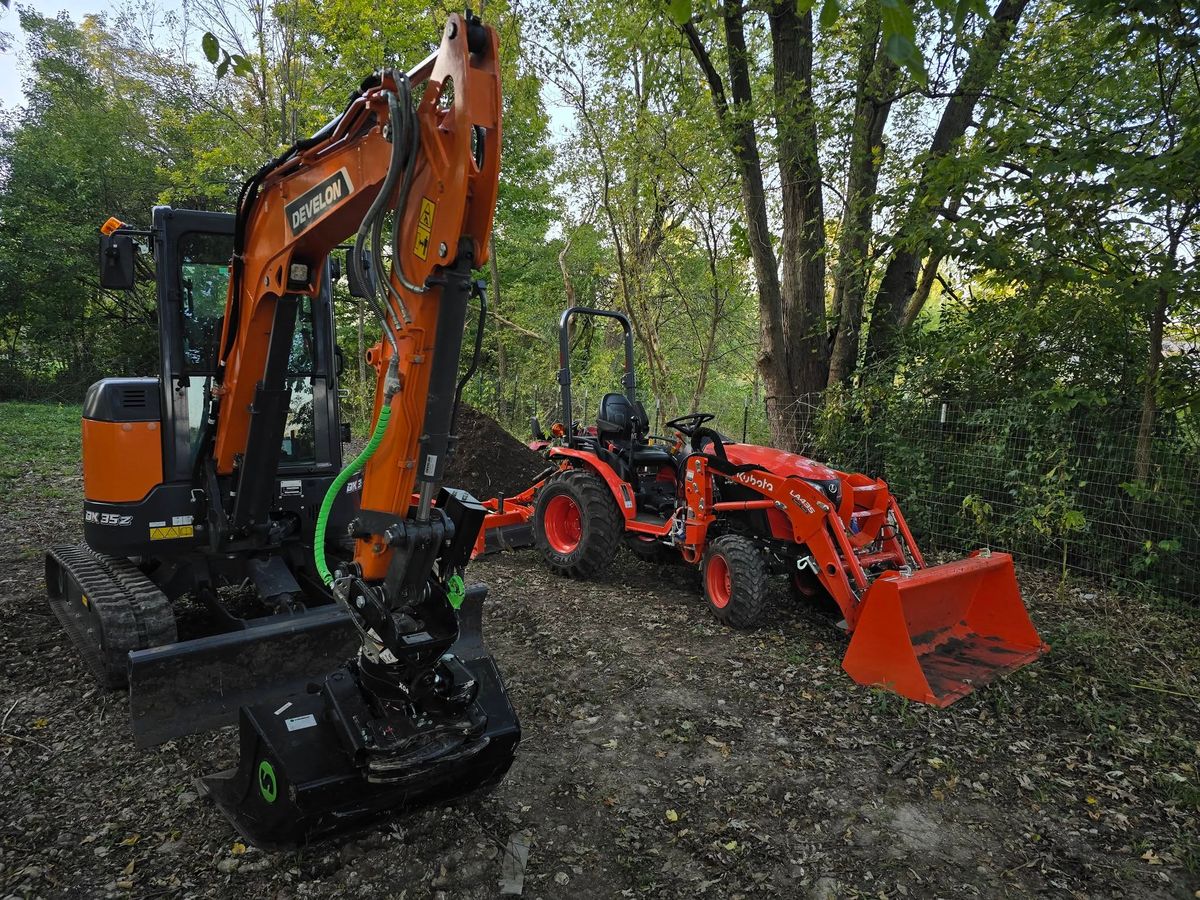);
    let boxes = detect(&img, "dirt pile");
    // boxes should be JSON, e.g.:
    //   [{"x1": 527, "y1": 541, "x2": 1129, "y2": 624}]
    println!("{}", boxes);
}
[{"x1": 444, "y1": 403, "x2": 548, "y2": 500}]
